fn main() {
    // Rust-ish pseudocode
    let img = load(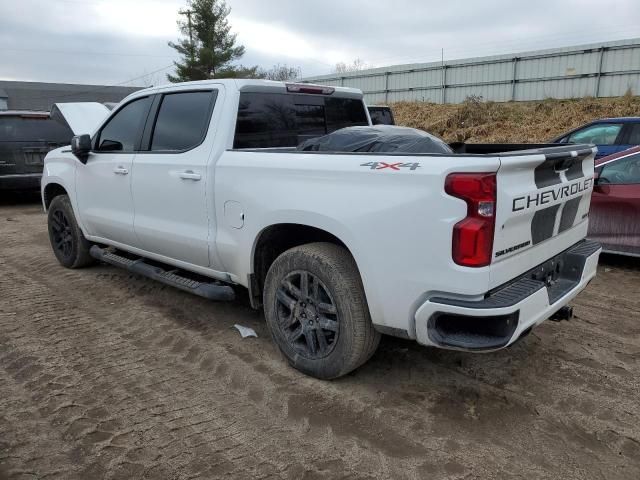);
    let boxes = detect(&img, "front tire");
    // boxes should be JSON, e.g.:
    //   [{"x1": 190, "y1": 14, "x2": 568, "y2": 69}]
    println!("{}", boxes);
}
[
  {"x1": 47, "y1": 195, "x2": 94, "y2": 269},
  {"x1": 263, "y1": 242, "x2": 380, "y2": 379}
]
